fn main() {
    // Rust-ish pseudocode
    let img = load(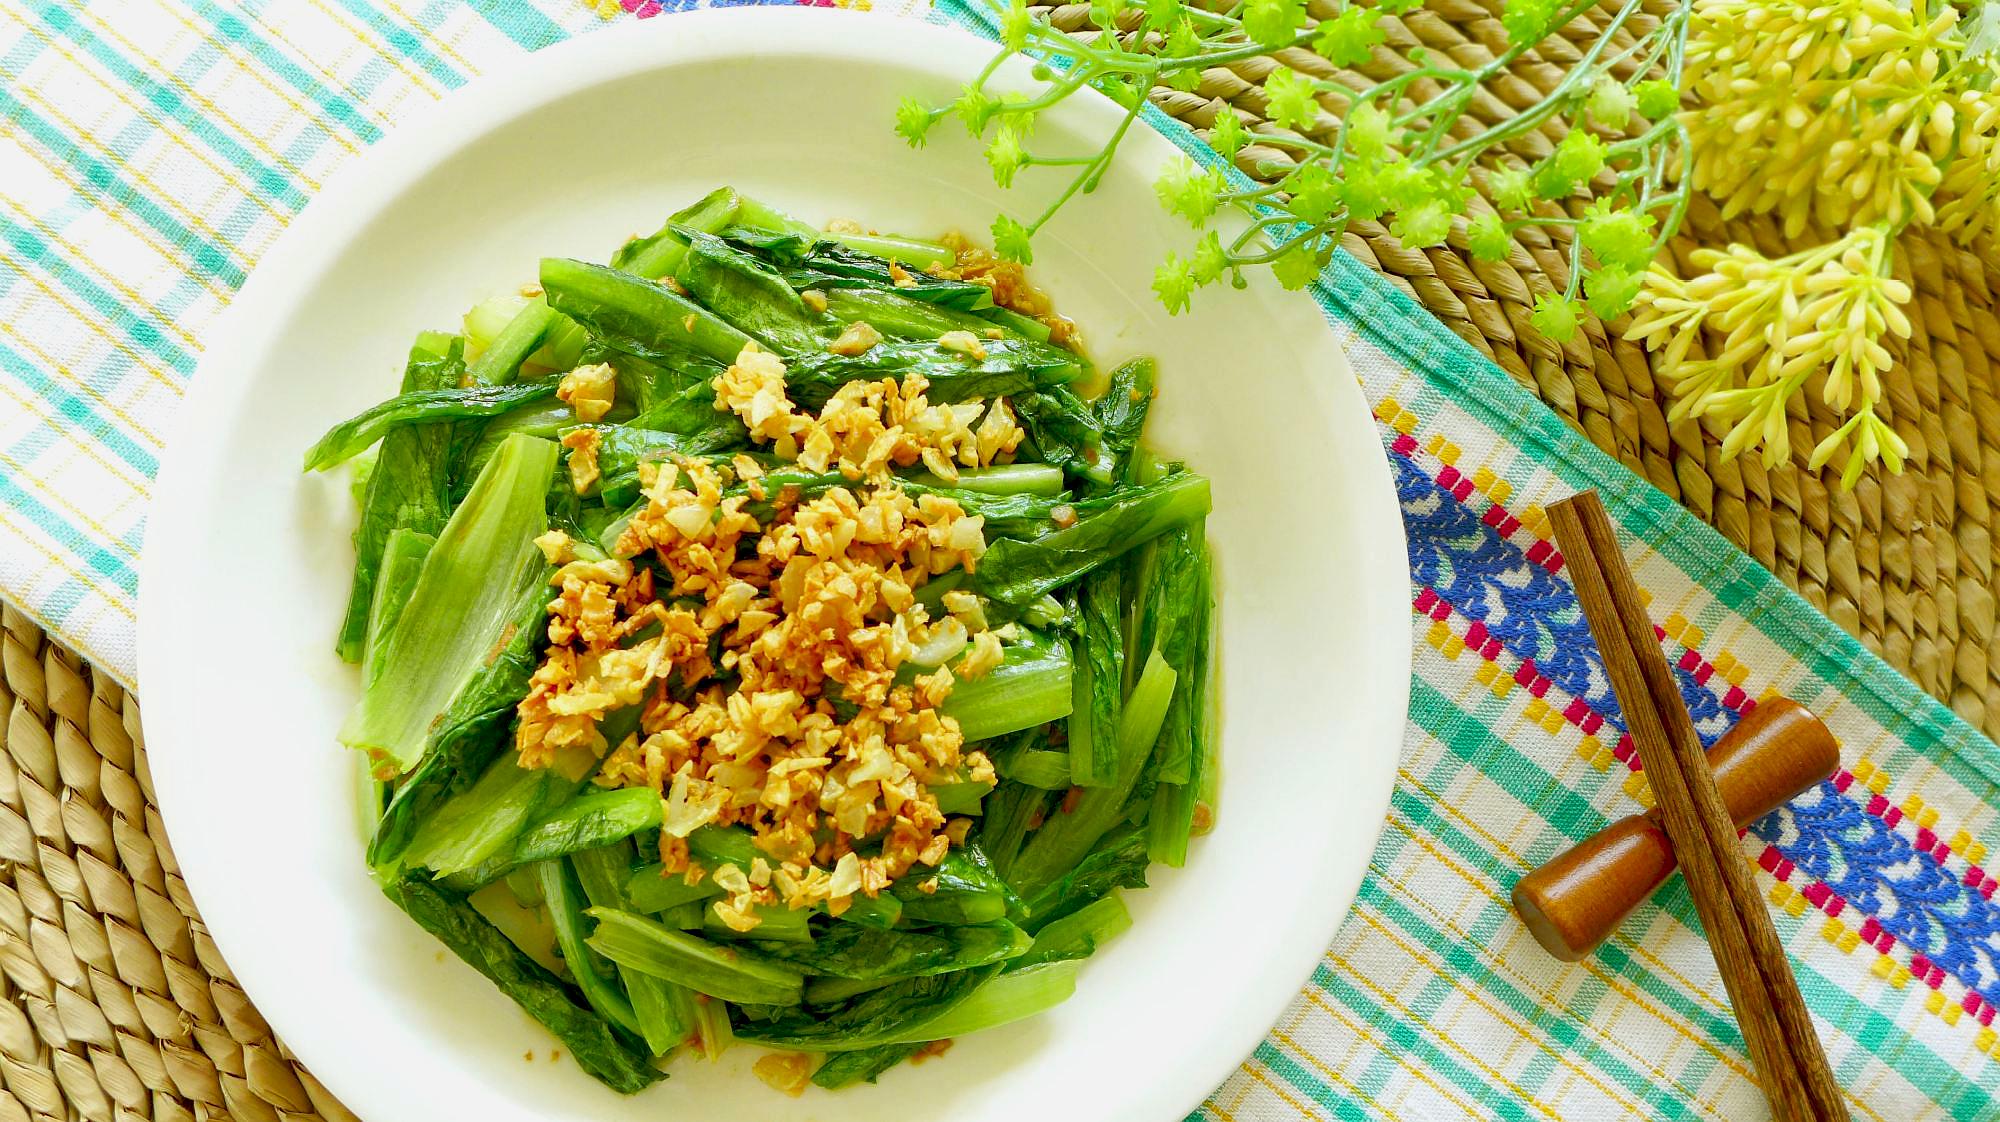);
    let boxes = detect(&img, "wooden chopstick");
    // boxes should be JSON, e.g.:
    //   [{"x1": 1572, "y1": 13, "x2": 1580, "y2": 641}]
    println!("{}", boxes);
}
[{"x1": 1550, "y1": 492, "x2": 1845, "y2": 1122}]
